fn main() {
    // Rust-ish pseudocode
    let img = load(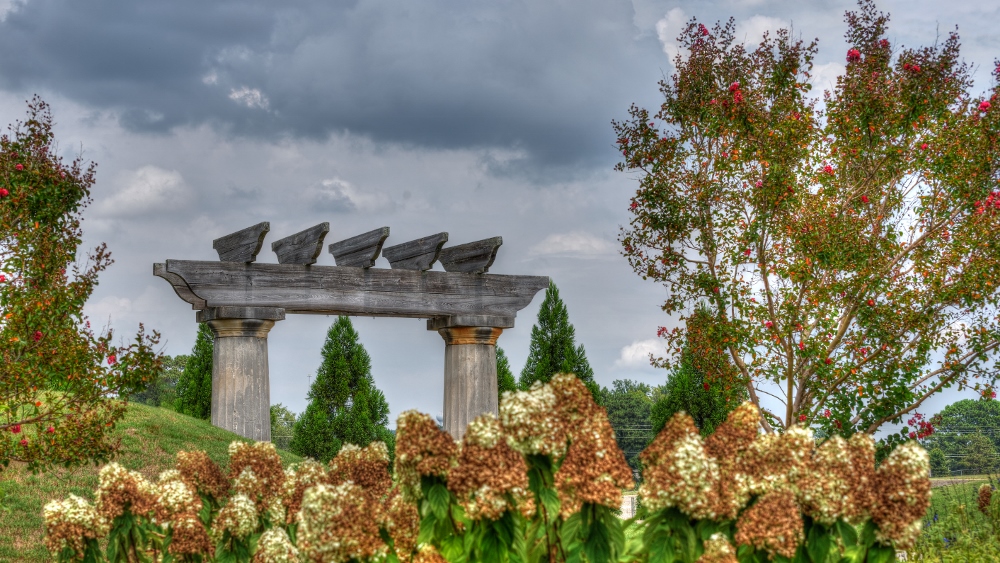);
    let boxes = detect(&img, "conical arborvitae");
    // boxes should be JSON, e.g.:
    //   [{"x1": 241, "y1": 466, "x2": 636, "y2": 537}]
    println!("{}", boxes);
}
[
  {"x1": 497, "y1": 346, "x2": 517, "y2": 398},
  {"x1": 518, "y1": 281, "x2": 600, "y2": 400},
  {"x1": 290, "y1": 316, "x2": 395, "y2": 463},
  {"x1": 175, "y1": 323, "x2": 214, "y2": 419}
]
